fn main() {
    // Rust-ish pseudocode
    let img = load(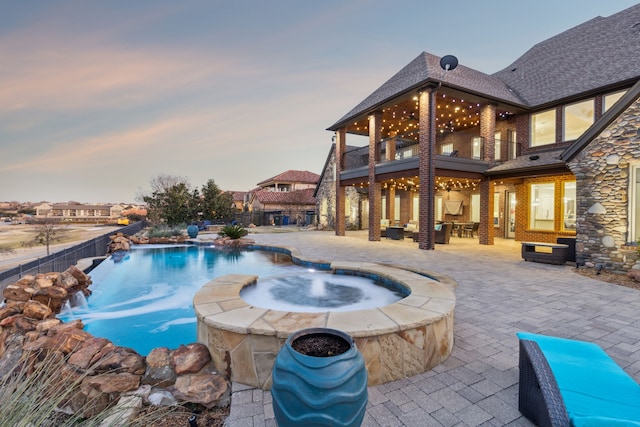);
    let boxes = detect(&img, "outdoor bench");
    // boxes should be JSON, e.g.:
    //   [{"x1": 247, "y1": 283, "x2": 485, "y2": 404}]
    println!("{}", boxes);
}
[
  {"x1": 517, "y1": 332, "x2": 640, "y2": 427},
  {"x1": 521, "y1": 242, "x2": 568, "y2": 265}
]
